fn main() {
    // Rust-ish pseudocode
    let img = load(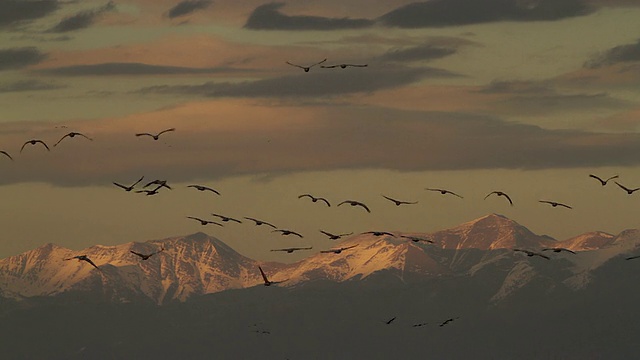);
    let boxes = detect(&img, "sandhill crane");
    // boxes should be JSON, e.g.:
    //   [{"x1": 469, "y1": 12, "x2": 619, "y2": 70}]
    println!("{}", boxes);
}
[
  {"x1": 144, "y1": 180, "x2": 171, "y2": 190},
  {"x1": 244, "y1": 217, "x2": 277, "y2": 228},
  {"x1": 539, "y1": 200, "x2": 572, "y2": 209},
  {"x1": 439, "y1": 317, "x2": 459, "y2": 327},
  {"x1": 64, "y1": 255, "x2": 100, "y2": 270},
  {"x1": 135, "y1": 128, "x2": 175, "y2": 140},
  {"x1": 614, "y1": 181, "x2": 640, "y2": 195},
  {"x1": 484, "y1": 191, "x2": 513, "y2": 206},
  {"x1": 285, "y1": 58, "x2": 326, "y2": 72},
  {"x1": 53, "y1": 132, "x2": 92, "y2": 146},
  {"x1": 589, "y1": 174, "x2": 618, "y2": 186},
  {"x1": 364, "y1": 231, "x2": 395, "y2": 237},
  {"x1": 320, "y1": 244, "x2": 358, "y2": 254},
  {"x1": 270, "y1": 247, "x2": 312, "y2": 253},
  {"x1": 113, "y1": 176, "x2": 144, "y2": 192},
  {"x1": 542, "y1": 247, "x2": 576, "y2": 254},
  {"x1": 187, "y1": 185, "x2": 221, "y2": 195},
  {"x1": 211, "y1": 213, "x2": 242, "y2": 223},
  {"x1": 513, "y1": 249, "x2": 550, "y2": 260},
  {"x1": 130, "y1": 246, "x2": 165, "y2": 260},
  {"x1": 425, "y1": 188, "x2": 463, "y2": 198},
  {"x1": 338, "y1": 200, "x2": 371, "y2": 213},
  {"x1": 384, "y1": 317, "x2": 397, "y2": 325},
  {"x1": 400, "y1": 235, "x2": 434, "y2": 243},
  {"x1": 321, "y1": 63, "x2": 368, "y2": 69},
  {"x1": 272, "y1": 229, "x2": 303, "y2": 238},
  {"x1": 298, "y1": 194, "x2": 331, "y2": 207},
  {"x1": 258, "y1": 266, "x2": 286, "y2": 286},
  {"x1": 319, "y1": 230, "x2": 353, "y2": 240},
  {"x1": 382, "y1": 195, "x2": 418, "y2": 206},
  {"x1": 20, "y1": 139, "x2": 50, "y2": 152},
  {"x1": 186, "y1": 216, "x2": 223, "y2": 226}
]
